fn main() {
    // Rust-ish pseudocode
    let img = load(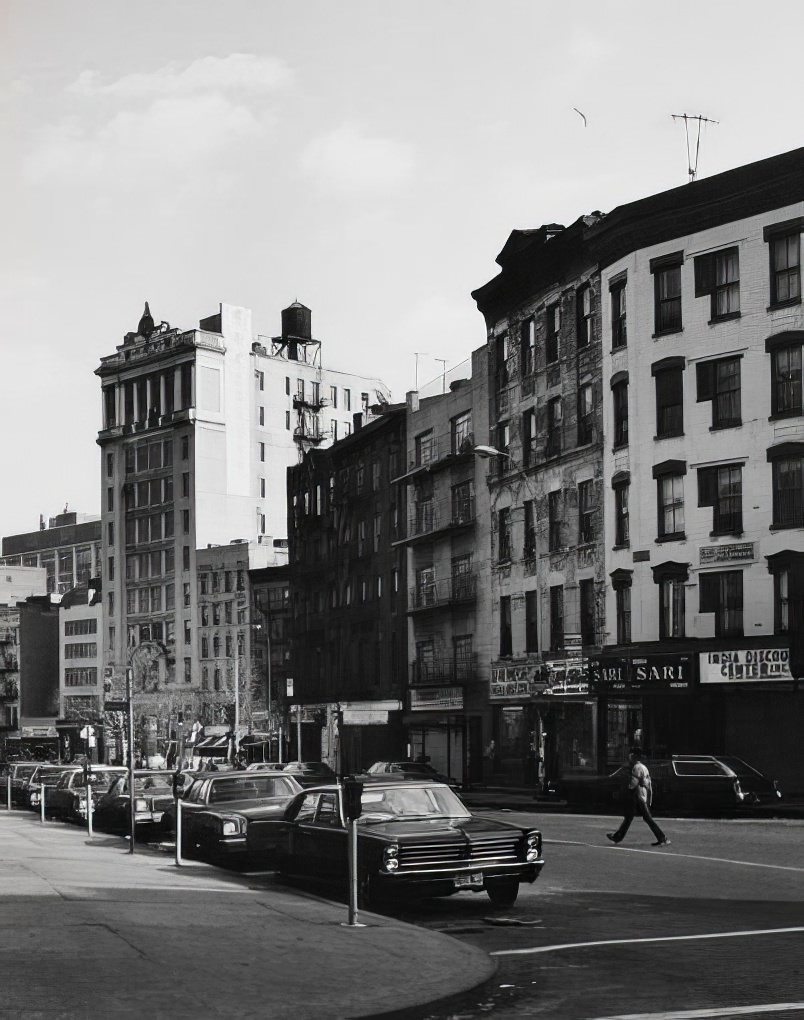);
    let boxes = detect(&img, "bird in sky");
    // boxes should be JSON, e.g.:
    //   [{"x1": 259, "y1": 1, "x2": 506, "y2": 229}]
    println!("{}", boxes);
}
[{"x1": 573, "y1": 107, "x2": 587, "y2": 127}]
